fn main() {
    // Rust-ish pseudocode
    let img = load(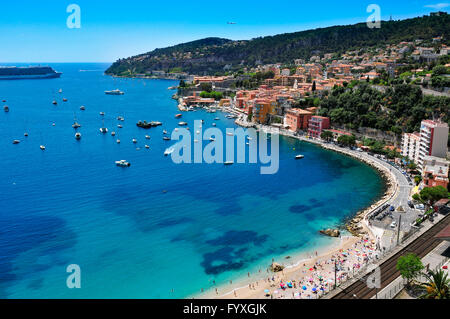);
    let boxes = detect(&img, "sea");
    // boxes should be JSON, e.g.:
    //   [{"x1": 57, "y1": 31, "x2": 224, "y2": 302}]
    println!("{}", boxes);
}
[{"x1": 0, "y1": 63, "x2": 385, "y2": 298}]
